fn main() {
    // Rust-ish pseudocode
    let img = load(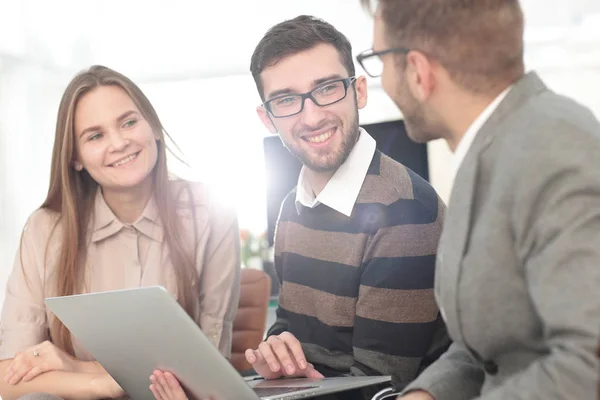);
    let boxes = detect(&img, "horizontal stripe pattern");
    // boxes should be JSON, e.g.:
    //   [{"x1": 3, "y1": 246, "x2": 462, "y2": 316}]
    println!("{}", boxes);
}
[
  {"x1": 362, "y1": 220, "x2": 442, "y2": 261},
  {"x1": 353, "y1": 316, "x2": 440, "y2": 357},
  {"x1": 277, "y1": 216, "x2": 442, "y2": 263},
  {"x1": 356, "y1": 287, "x2": 439, "y2": 324},
  {"x1": 274, "y1": 221, "x2": 368, "y2": 266},
  {"x1": 279, "y1": 282, "x2": 356, "y2": 327},
  {"x1": 360, "y1": 256, "x2": 437, "y2": 290},
  {"x1": 283, "y1": 308, "x2": 353, "y2": 354},
  {"x1": 302, "y1": 343, "x2": 355, "y2": 372},
  {"x1": 277, "y1": 253, "x2": 362, "y2": 297},
  {"x1": 271, "y1": 151, "x2": 447, "y2": 380}
]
